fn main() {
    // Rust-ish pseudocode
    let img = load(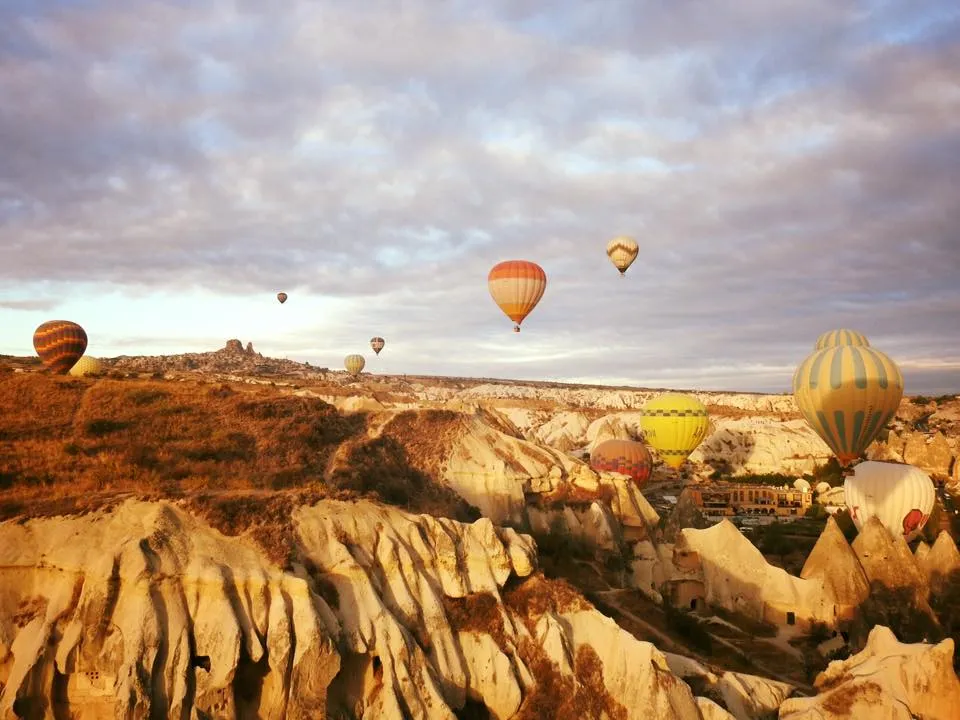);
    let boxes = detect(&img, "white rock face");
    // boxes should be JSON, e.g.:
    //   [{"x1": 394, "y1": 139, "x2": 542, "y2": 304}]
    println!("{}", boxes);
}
[
  {"x1": 0, "y1": 501, "x2": 341, "y2": 720},
  {"x1": 664, "y1": 653, "x2": 795, "y2": 720},
  {"x1": 688, "y1": 418, "x2": 832, "y2": 475},
  {"x1": 455, "y1": 385, "x2": 798, "y2": 414},
  {"x1": 779, "y1": 626, "x2": 960, "y2": 720},
  {"x1": 443, "y1": 413, "x2": 568, "y2": 523},
  {"x1": 0, "y1": 499, "x2": 721, "y2": 720},
  {"x1": 675, "y1": 521, "x2": 838, "y2": 627}
]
